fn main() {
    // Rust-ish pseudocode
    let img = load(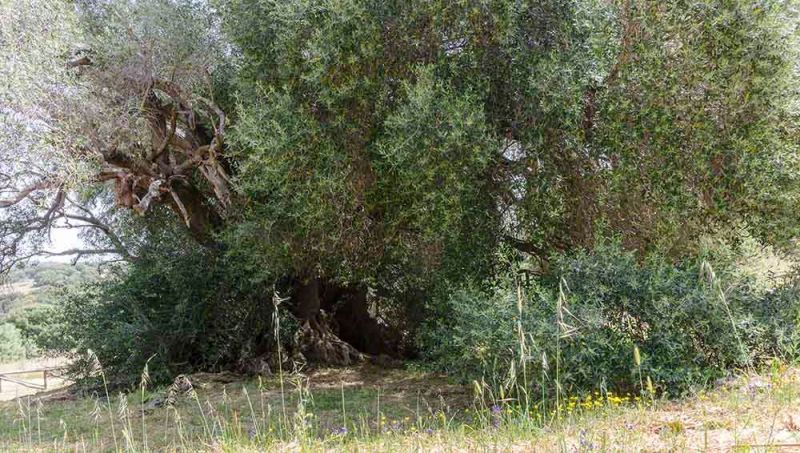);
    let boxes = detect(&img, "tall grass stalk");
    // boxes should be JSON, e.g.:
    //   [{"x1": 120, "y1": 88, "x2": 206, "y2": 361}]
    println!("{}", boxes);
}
[
  {"x1": 117, "y1": 392, "x2": 135, "y2": 452},
  {"x1": 273, "y1": 291, "x2": 289, "y2": 437},
  {"x1": 540, "y1": 351, "x2": 548, "y2": 421},
  {"x1": 555, "y1": 279, "x2": 567, "y2": 419},
  {"x1": 34, "y1": 398, "x2": 42, "y2": 445},
  {"x1": 243, "y1": 385, "x2": 259, "y2": 439},
  {"x1": 701, "y1": 261, "x2": 752, "y2": 373},
  {"x1": 515, "y1": 279, "x2": 530, "y2": 414},
  {"x1": 16, "y1": 397, "x2": 29, "y2": 445},
  {"x1": 192, "y1": 389, "x2": 211, "y2": 439},
  {"x1": 139, "y1": 355, "x2": 154, "y2": 451},
  {"x1": 376, "y1": 386, "x2": 382, "y2": 434},
  {"x1": 89, "y1": 350, "x2": 118, "y2": 451},
  {"x1": 258, "y1": 376, "x2": 268, "y2": 437},
  {"x1": 341, "y1": 380, "x2": 347, "y2": 433},
  {"x1": 634, "y1": 345, "x2": 643, "y2": 396}
]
